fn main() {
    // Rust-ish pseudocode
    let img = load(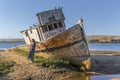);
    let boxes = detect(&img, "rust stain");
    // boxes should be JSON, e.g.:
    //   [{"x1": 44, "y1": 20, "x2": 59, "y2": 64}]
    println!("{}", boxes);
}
[
  {"x1": 36, "y1": 43, "x2": 47, "y2": 50},
  {"x1": 47, "y1": 30, "x2": 71, "y2": 48},
  {"x1": 27, "y1": 25, "x2": 82, "y2": 51},
  {"x1": 35, "y1": 25, "x2": 82, "y2": 50},
  {"x1": 35, "y1": 30, "x2": 71, "y2": 50}
]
